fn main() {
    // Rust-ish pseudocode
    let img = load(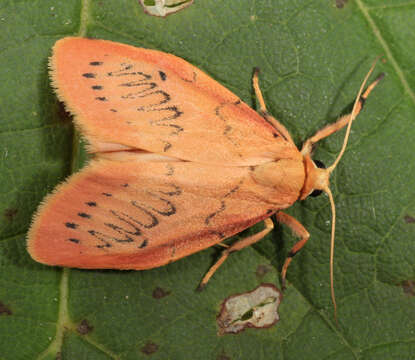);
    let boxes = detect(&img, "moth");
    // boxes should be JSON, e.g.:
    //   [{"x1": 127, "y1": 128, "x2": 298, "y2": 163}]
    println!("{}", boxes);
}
[{"x1": 27, "y1": 37, "x2": 382, "y2": 318}]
